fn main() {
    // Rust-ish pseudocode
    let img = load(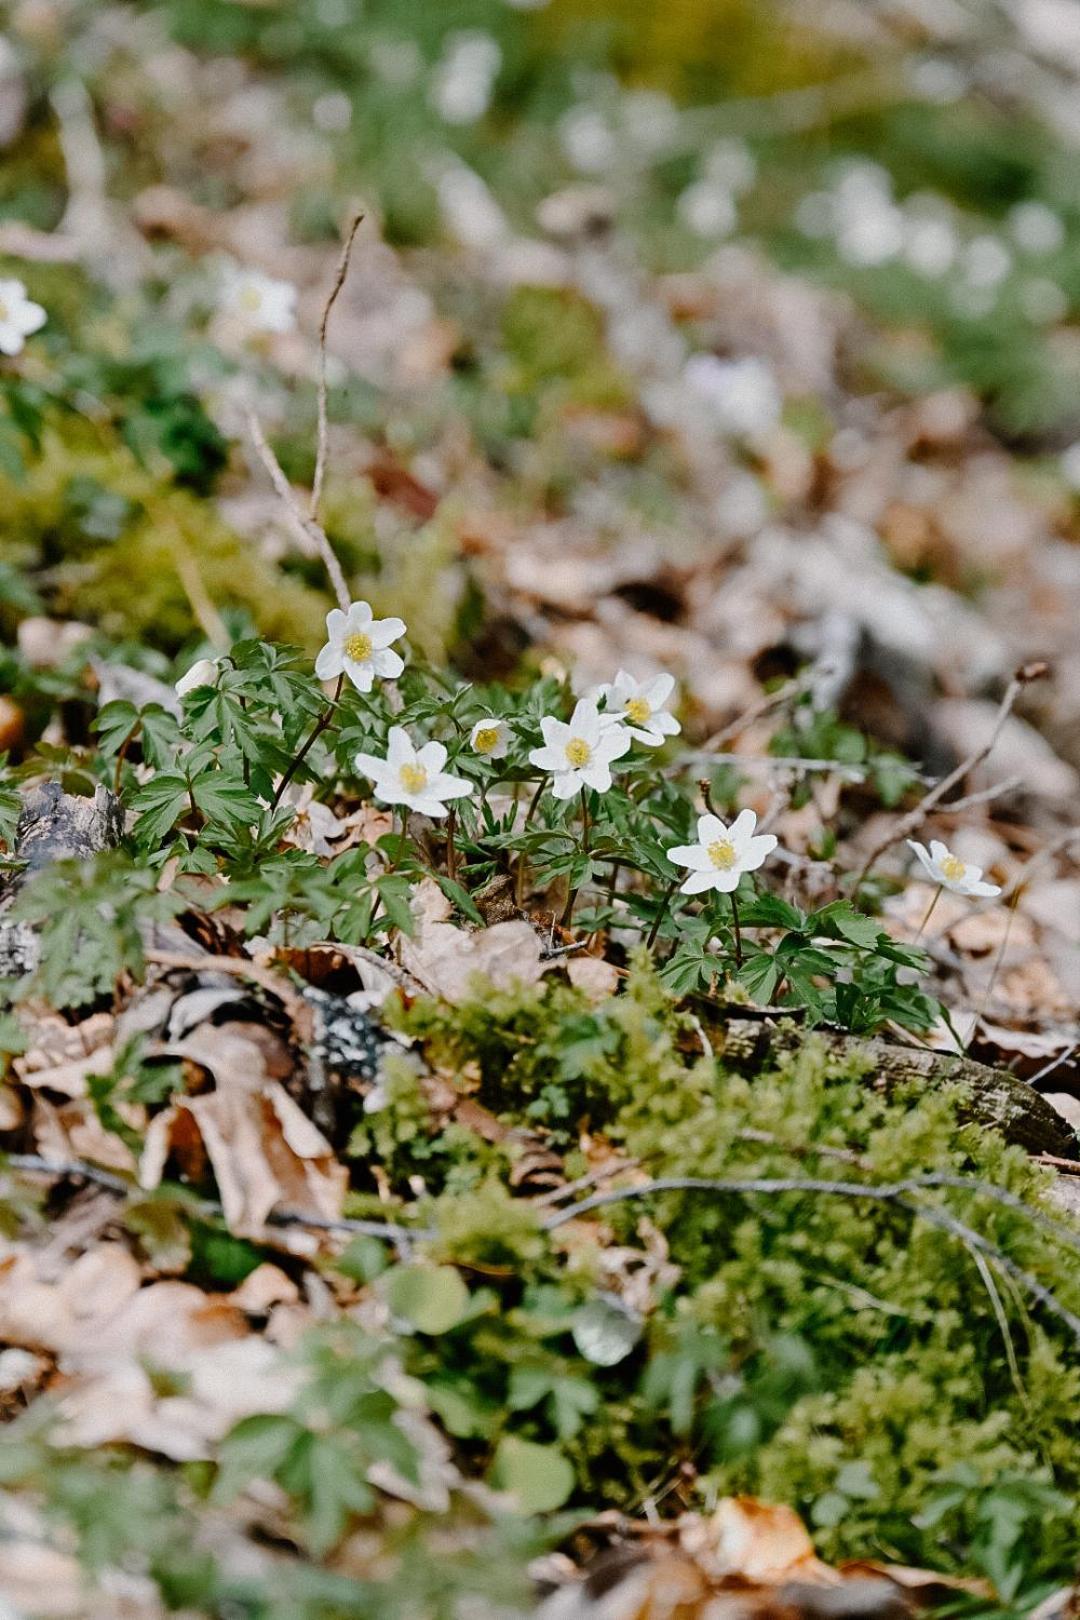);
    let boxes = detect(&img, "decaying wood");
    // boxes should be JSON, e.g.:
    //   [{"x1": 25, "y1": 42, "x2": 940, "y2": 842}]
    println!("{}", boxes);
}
[
  {"x1": 0, "y1": 783, "x2": 125, "y2": 976},
  {"x1": 717, "y1": 1018, "x2": 1078, "y2": 1161}
]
